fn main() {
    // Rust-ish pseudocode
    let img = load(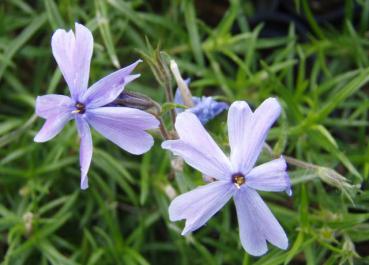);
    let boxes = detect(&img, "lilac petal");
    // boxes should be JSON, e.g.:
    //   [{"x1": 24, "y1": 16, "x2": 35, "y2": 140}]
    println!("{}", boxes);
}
[
  {"x1": 169, "y1": 181, "x2": 235, "y2": 235},
  {"x1": 168, "y1": 112, "x2": 231, "y2": 180},
  {"x1": 35, "y1": 94, "x2": 74, "y2": 119},
  {"x1": 51, "y1": 23, "x2": 93, "y2": 100},
  {"x1": 82, "y1": 60, "x2": 142, "y2": 108},
  {"x1": 234, "y1": 187, "x2": 288, "y2": 256},
  {"x1": 34, "y1": 112, "x2": 72, "y2": 142},
  {"x1": 234, "y1": 98, "x2": 281, "y2": 173},
  {"x1": 246, "y1": 157, "x2": 292, "y2": 195},
  {"x1": 87, "y1": 107, "x2": 159, "y2": 129},
  {"x1": 86, "y1": 107, "x2": 158, "y2": 155},
  {"x1": 76, "y1": 116, "x2": 92, "y2": 190},
  {"x1": 162, "y1": 140, "x2": 230, "y2": 180},
  {"x1": 227, "y1": 101, "x2": 252, "y2": 170}
]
